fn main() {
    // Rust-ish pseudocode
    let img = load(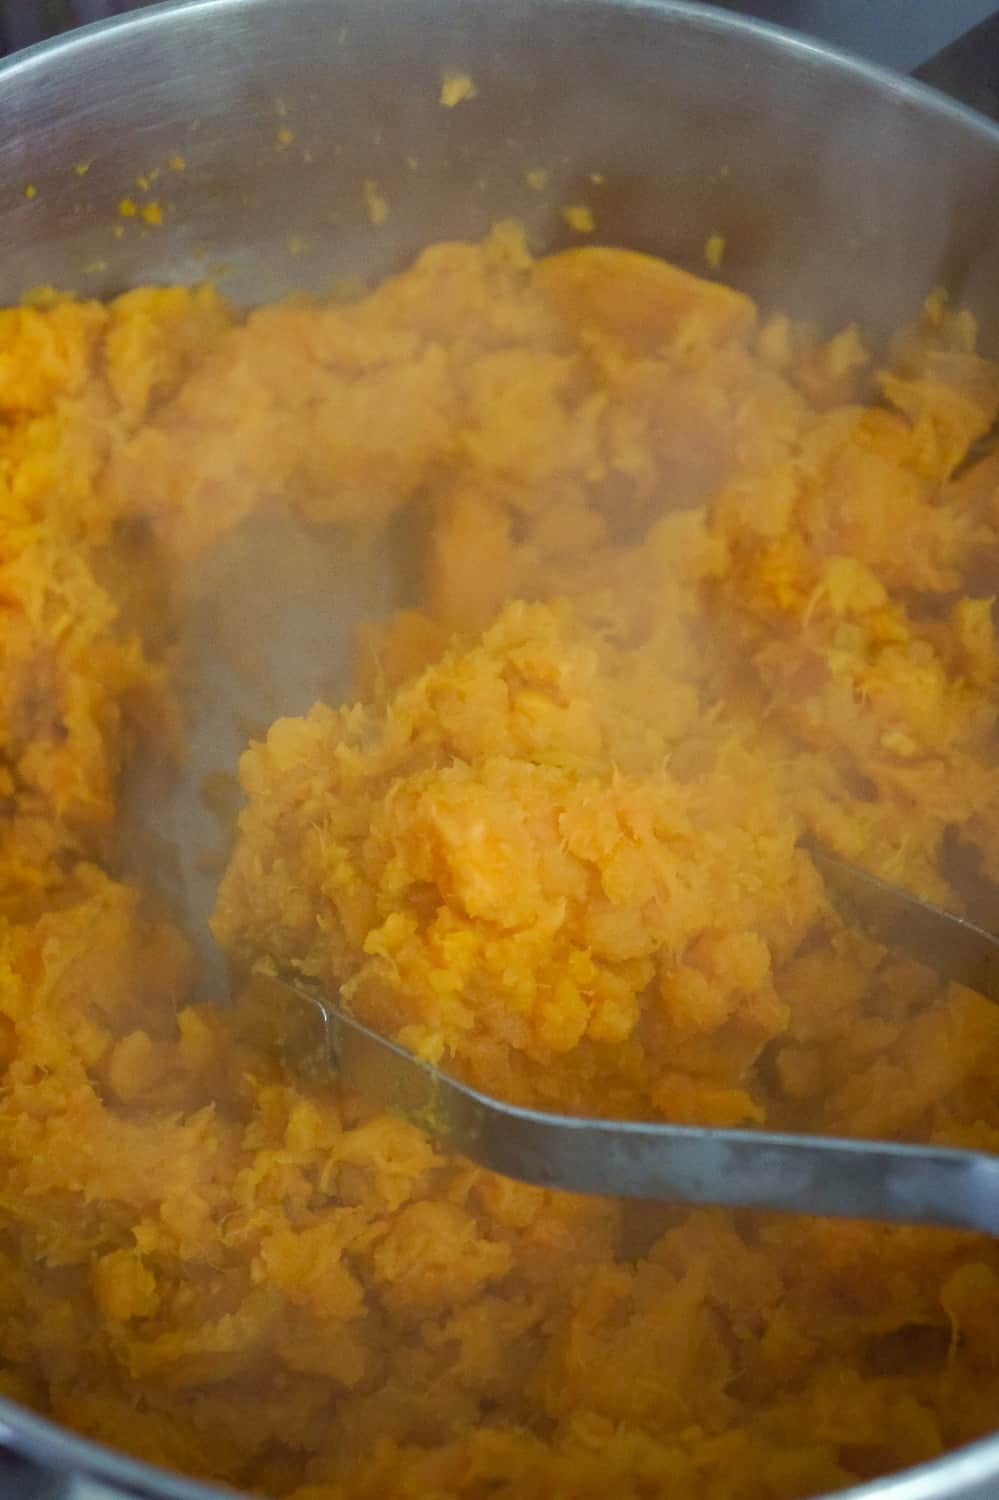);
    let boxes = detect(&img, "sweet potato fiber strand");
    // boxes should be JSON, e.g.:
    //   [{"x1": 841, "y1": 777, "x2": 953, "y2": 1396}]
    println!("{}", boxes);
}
[{"x1": 0, "y1": 224, "x2": 998, "y2": 1498}]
